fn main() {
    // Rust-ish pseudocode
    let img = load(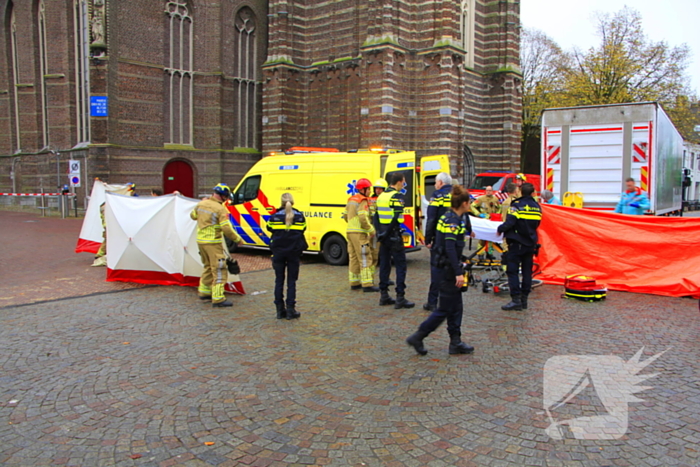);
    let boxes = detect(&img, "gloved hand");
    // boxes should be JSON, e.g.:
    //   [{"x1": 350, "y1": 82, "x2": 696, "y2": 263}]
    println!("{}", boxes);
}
[
  {"x1": 629, "y1": 202, "x2": 640, "y2": 208},
  {"x1": 479, "y1": 213, "x2": 487, "y2": 218}
]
